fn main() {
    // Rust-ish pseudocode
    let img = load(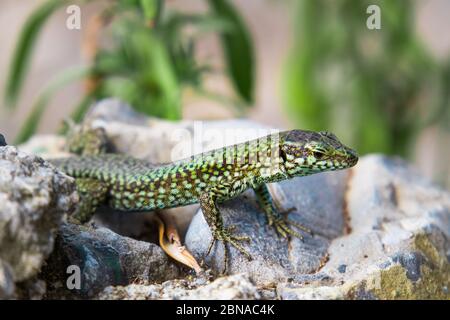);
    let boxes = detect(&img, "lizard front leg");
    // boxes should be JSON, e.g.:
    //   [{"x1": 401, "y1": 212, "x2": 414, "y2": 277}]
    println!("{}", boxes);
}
[
  {"x1": 199, "y1": 190, "x2": 251, "y2": 272},
  {"x1": 71, "y1": 178, "x2": 109, "y2": 224},
  {"x1": 253, "y1": 183, "x2": 310, "y2": 239}
]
